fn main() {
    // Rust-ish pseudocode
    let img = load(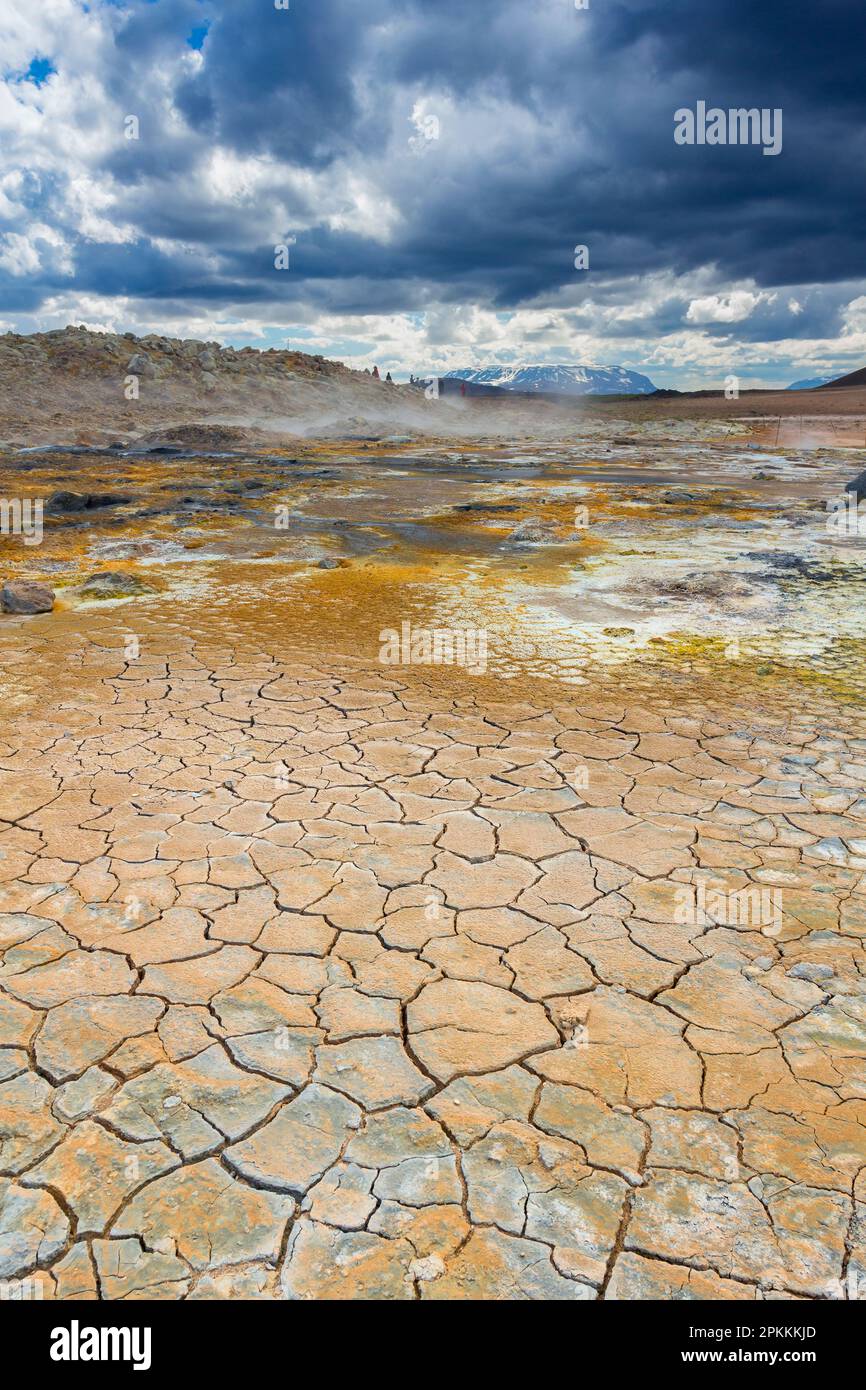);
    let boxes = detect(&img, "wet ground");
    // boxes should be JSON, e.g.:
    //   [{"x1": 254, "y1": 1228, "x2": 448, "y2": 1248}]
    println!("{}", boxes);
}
[{"x1": 2, "y1": 420, "x2": 865, "y2": 695}]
